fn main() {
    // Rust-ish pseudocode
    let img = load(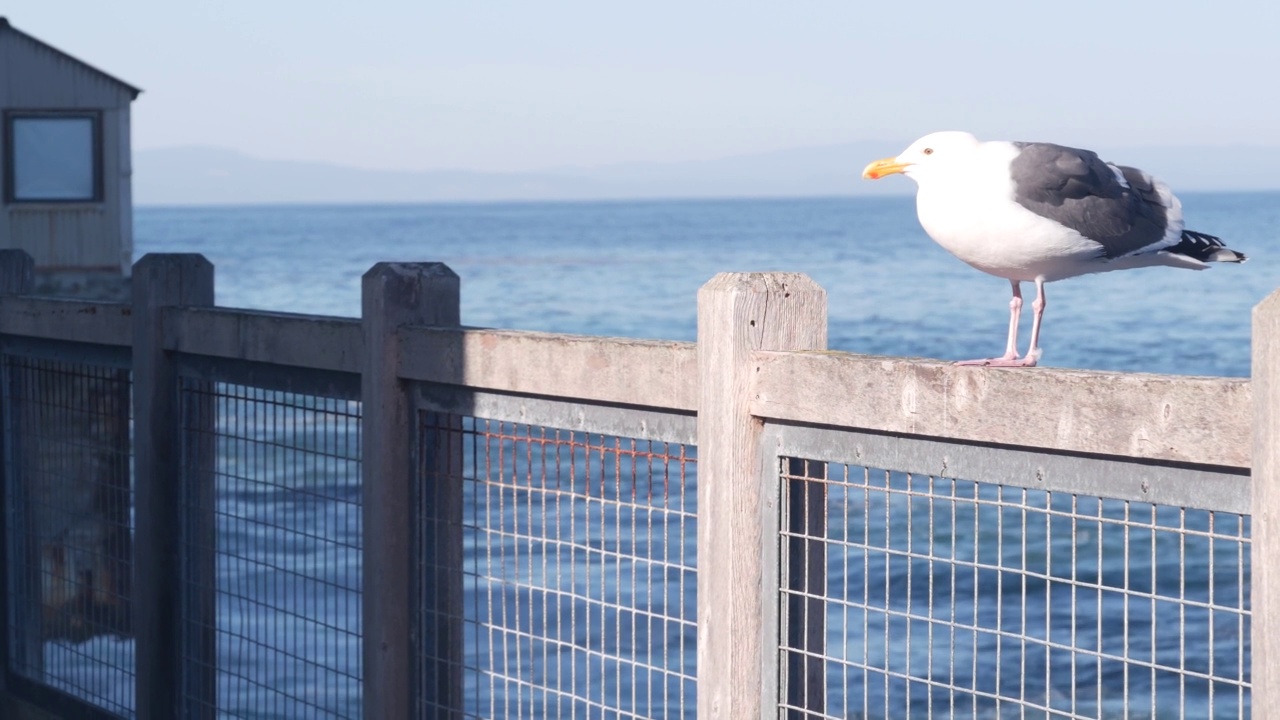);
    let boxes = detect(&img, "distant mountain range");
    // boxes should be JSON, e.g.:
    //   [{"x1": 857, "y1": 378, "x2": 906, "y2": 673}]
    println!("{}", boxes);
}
[{"x1": 134, "y1": 141, "x2": 1280, "y2": 206}]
